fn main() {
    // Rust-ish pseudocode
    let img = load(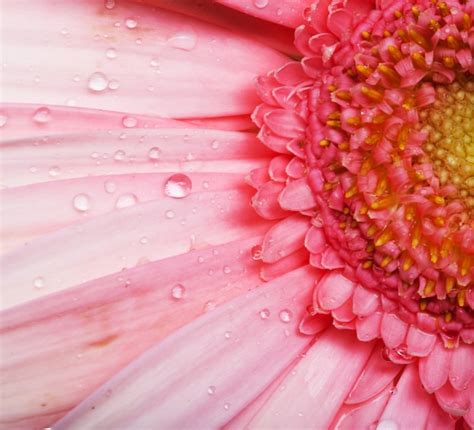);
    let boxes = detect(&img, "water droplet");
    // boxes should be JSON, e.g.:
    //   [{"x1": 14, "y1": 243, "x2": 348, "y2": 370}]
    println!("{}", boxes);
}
[
  {"x1": 108, "y1": 80, "x2": 120, "y2": 90},
  {"x1": 114, "y1": 150, "x2": 126, "y2": 161},
  {"x1": 164, "y1": 174, "x2": 192, "y2": 199},
  {"x1": 122, "y1": 116, "x2": 137, "y2": 128},
  {"x1": 171, "y1": 284, "x2": 185, "y2": 300},
  {"x1": 202, "y1": 181, "x2": 210, "y2": 189},
  {"x1": 259, "y1": 308, "x2": 271, "y2": 320},
  {"x1": 0, "y1": 114, "x2": 8, "y2": 127},
  {"x1": 167, "y1": 29, "x2": 197, "y2": 51},
  {"x1": 223, "y1": 403, "x2": 230, "y2": 411},
  {"x1": 148, "y1": 147, "x2": 161, "y2": 160},
  {"x1": 125, "y1": 18, "x2": 137, "y2": 29},
  {"x1": 139, "y1": 236, "x2": 148, "y2": 245},
  {"x1": 115, "y1": 193, "x2": 138, "y2": 208},
  {"x1": 88, "y1": 72, "x2": 109, "y2": 92},
  {"x1": 33, "y1": 276, "x2": 45, "y2": 289},
  {"x1": 48, "y1": 166, "x2": 61, "y2": 177},
  {"x1": 223, "y1": 266, "x2": 232, "y2": 274},
  {"x1": 165, "y1": 210, "x2": 176, "y2": 219},
  {"x1": 150, "y1": 58, "x2": 159, "y2": 68},
  {"x1": 279, "y1": 309, "x2": 293, "y2": 323},
  {"x1": 376, "y1": 420, "x2": 398, "y2": 430},
  {"x1": 224, "y1": 331, "x2": 232, "y2": 339},
  {"x1": 207, "y1": 386, "x2": 216, "y2": 395},
  {"x1": 251, "y1": 244, "x2": 263, "y2": 260},
  {"x1": 204, "y1": 301, "x2": 216, "y2": 312},
  {"x1": 104, "y1": 180, "x2": 117, "y2": 193},
  {"x1": 73, "y1": 193, "x2": 91, "y2": 212},
  {"x1": 254, "y1": 0, "x2": 269, "y2": 8},
  {"x1": 105, "y1": 48, "x2": 117, "y2": 59},
  {"x1": 276, "y1": 7, "x2": 283, "y2": 16},
  {"x1": 104, "y1": 0, "x2": 115, "y2": 9},
  {"x1": 33, "y1": 107, "x2": 51, "y2": 124},
  {"x1": 60, "y1": 28, "x2": 69, "y2": 36},
  {"x1": 211, "y1": 140, "x2": 219, "y2": 150}
]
